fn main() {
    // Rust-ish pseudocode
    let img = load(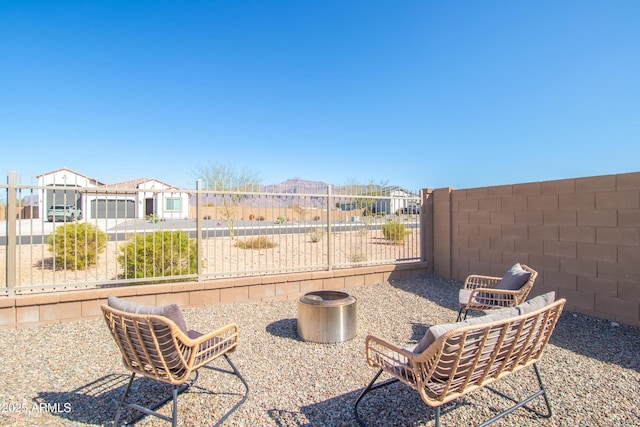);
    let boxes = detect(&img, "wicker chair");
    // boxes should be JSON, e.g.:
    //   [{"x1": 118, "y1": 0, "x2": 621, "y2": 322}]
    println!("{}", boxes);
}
[
  {"x1": 101, "y1": 299, "x2": 248, "y2": 427},
  {"x1": 457, "y1": 264, "x2": 538, "y2": 321},
  {"x1": 354, "y1": 293, "x2": 565, "y2": 427}
]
